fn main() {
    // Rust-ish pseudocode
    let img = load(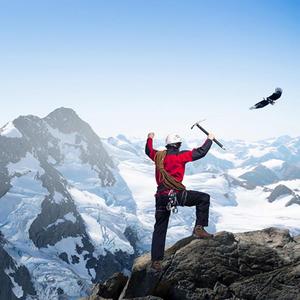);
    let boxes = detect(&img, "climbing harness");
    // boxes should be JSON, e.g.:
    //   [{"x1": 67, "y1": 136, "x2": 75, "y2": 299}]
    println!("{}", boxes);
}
[{"x1": 166, "y1": 189, "x2": 178, "y2": 214}]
